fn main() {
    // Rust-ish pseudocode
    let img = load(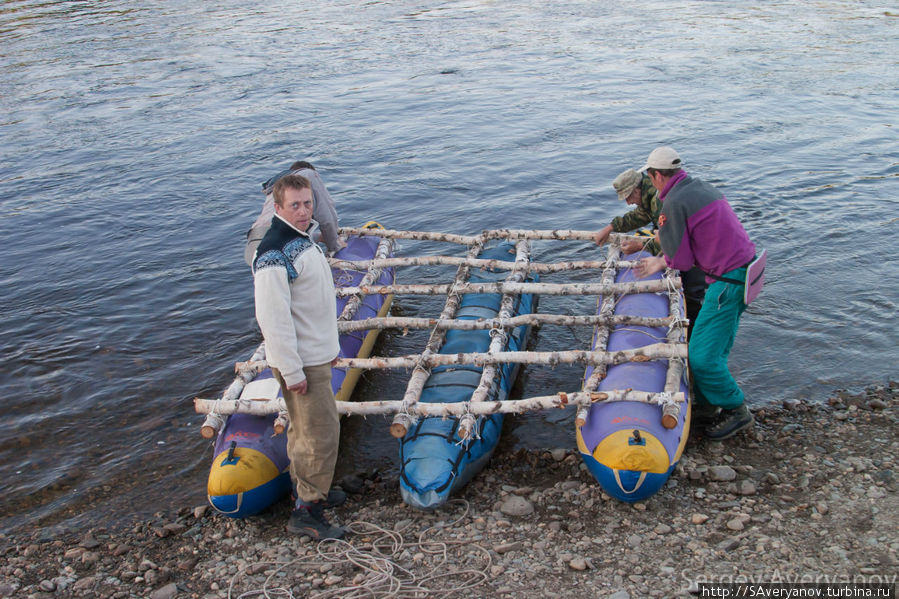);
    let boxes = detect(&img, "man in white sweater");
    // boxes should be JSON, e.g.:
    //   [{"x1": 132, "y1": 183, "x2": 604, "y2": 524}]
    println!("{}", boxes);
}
[{"x1": 252, "y1": 174, "x2": 345, "y2": 539}]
